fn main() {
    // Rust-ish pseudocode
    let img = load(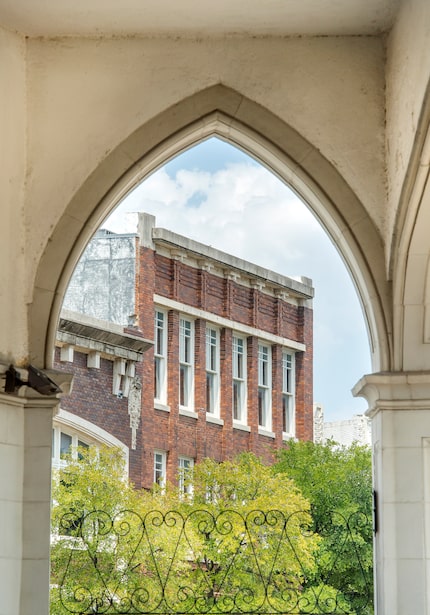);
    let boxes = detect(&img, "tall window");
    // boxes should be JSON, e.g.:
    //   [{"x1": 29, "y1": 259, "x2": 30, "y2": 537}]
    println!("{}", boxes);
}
[
  {"x1": 282, "y1": 352, "x2": 295, "y2": 436},
  {"x1": 233, "y1": 335, "x2": 247, "y2": 423},
  {"x1": 179, "y1": 317, "x2": 194, "y2": 409},
  {"x1": 258, "y1": 343, "x2": 272, "y2": 430},
  {"x1": 154, "y1": 310, "x2": 167, "y2": 404},
  {"x1": 154, "y1": 450, "x2": 167, "y2": 487},
  {"x1": 178, "y1": 456, "x2": 194, "y2": 495},
  {"x1": 206, "y1": 326, "x2": 220, "y2": 415}
]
